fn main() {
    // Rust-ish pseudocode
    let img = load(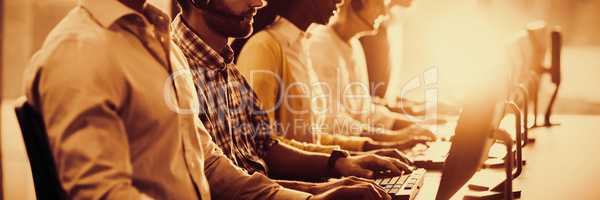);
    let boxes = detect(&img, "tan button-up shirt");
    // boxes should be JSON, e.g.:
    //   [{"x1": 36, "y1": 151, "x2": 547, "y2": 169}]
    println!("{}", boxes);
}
[{"x1": 22, "y1": 1, "x2": 311, "y2": 199}]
